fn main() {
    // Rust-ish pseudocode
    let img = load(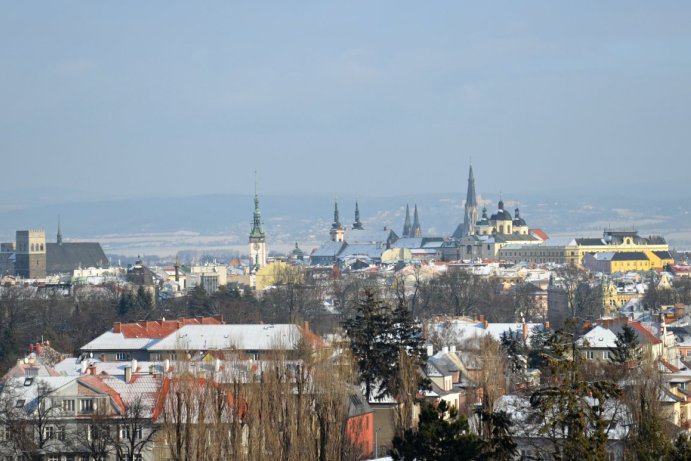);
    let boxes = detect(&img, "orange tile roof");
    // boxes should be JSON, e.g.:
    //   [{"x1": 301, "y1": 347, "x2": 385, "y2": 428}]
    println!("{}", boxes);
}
[
  {"x1": 113, "y1": 315, "x2": 224, "y2": 338},
  {"x1": 530, "y1": 228, "x2": 549, "y2": 241}
]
